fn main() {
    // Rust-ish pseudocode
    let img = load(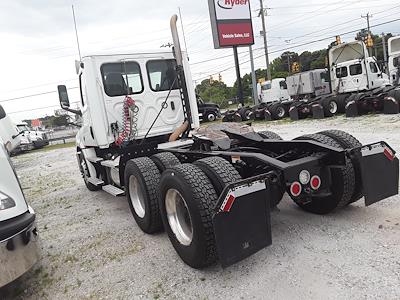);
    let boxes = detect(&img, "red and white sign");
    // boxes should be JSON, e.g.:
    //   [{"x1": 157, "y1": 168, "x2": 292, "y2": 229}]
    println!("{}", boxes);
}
[{"x1": 208, "y1": 0, "x2": 254, "y2": 49}]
